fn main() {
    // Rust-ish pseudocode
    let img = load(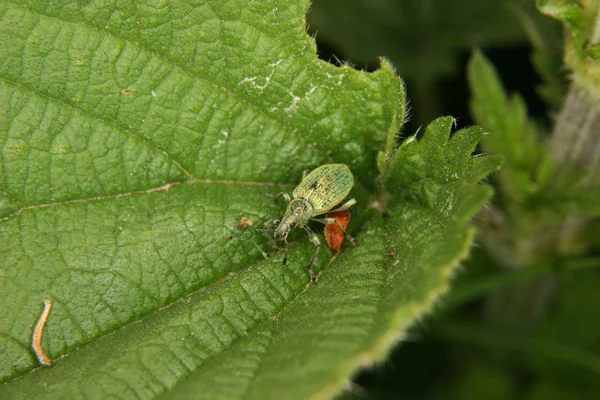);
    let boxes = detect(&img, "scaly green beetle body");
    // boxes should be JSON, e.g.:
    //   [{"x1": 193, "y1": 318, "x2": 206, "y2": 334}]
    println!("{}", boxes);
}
[
  {"x1": 293, "y1": 164, "x2": 353, "y2": 214},
  {"x1": 226, "y1": 164, "x2": 357, "y2": 281},
  {"x1": 275, "y1": 164, "x2": 354, "y2": 241}
]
